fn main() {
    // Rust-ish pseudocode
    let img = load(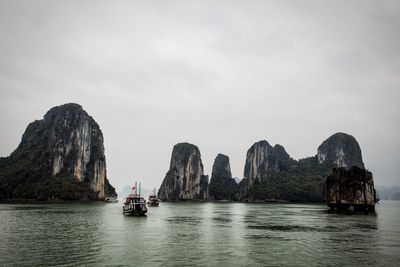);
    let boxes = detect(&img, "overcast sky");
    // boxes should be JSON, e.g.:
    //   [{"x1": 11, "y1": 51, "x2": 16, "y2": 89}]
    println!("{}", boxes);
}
[{"x1": 0, "y1": 0, "x2": 399, "y2": 193}]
